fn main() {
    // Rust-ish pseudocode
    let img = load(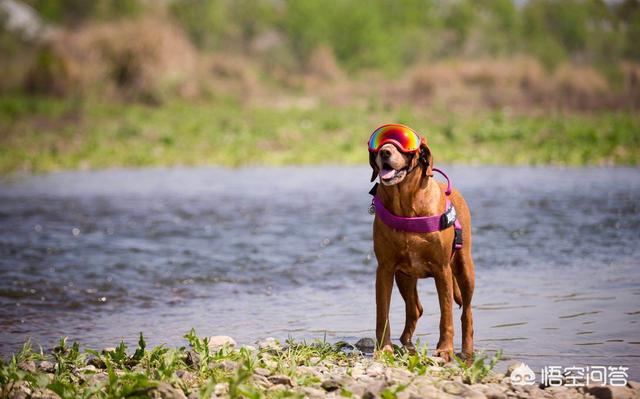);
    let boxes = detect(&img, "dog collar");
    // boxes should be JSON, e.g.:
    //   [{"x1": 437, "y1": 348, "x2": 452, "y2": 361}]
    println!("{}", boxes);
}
[{"x1": 369, "y1": 168, "x2": 463, "y2": 249}]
